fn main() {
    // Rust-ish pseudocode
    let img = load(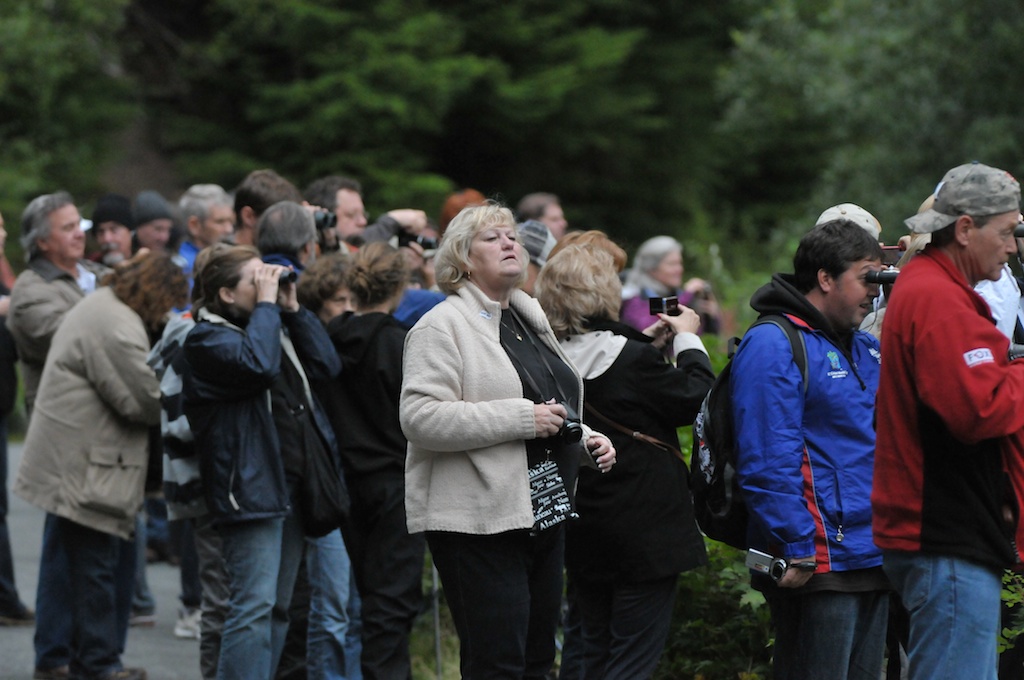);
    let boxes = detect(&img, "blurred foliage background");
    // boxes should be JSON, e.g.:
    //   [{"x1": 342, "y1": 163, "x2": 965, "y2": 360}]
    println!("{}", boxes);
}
[{"x1": 5, "y1": 0, "x2": 1024, "y2": 323}]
